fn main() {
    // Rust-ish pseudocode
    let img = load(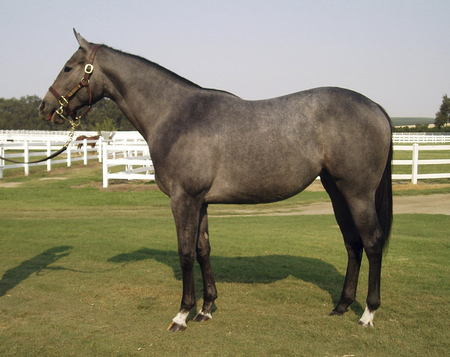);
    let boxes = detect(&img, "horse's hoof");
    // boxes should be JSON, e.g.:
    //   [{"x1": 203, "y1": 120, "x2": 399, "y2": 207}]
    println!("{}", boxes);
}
[
  {"x1": 167, "y1": 321, "x2": 187, "y2": 332},
  {"x1": 329, "y1": 309, "x2": 344, "y2": 316},
  {"x1": 194, "y1": 312, "x2": 211, "y2": 322},
  {"x1": 358, "y1": 320, "x2": 374, "y2": 328}
]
